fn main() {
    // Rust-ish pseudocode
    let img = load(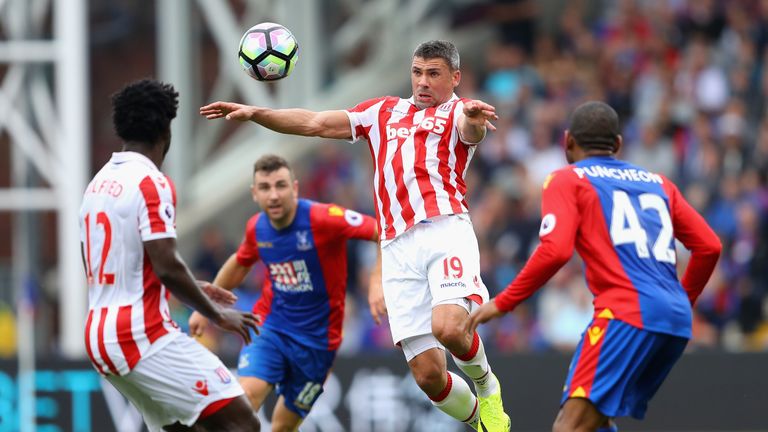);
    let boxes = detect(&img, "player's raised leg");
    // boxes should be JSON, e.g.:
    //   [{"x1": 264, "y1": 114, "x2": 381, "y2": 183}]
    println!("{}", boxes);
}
[
  {"x1": 427, "y1": 216, "x2": 510, "y2": 432},
  {"x1": 433, "y1": 304, "x2": 509, "y2": 432}
]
